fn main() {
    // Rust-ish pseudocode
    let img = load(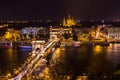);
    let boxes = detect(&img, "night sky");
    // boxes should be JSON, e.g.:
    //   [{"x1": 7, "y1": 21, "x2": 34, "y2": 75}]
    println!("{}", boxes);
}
[{"x1": 0, "y1": 0, "x2": 120, "y2": 20}]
